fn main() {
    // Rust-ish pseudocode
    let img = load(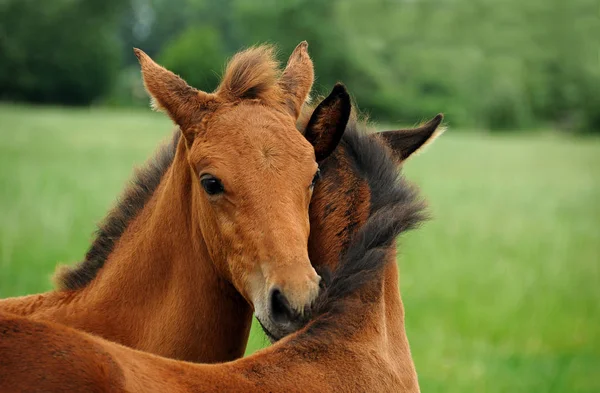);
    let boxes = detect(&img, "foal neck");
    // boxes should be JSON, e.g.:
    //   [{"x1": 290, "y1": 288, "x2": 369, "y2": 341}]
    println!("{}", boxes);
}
[
  {"x1": 85, "y1": 138, "x2": 252, "y2": 362},
  {"x1": 3, "y1": 138, "x2": 252, "y2": 363},
  {"x1": 363, "y1": 250, "x2": 420, "y2": 391}
]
